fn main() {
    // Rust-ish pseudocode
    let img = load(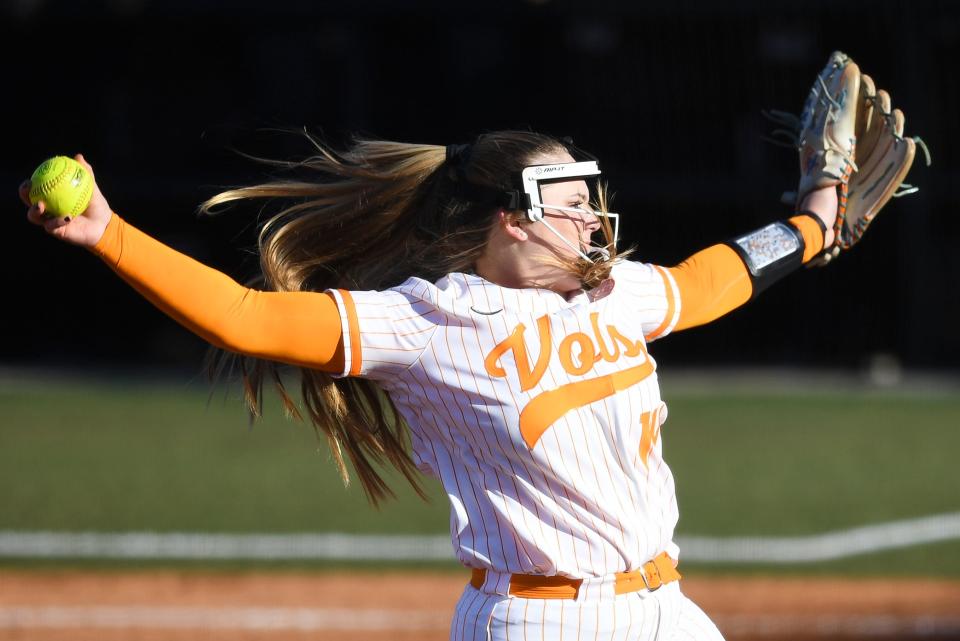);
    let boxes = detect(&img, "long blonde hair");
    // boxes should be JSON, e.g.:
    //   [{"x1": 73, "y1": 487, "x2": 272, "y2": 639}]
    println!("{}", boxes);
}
[{"x1": 202, "y1": 130, "x2": 621, "y2": 504}]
